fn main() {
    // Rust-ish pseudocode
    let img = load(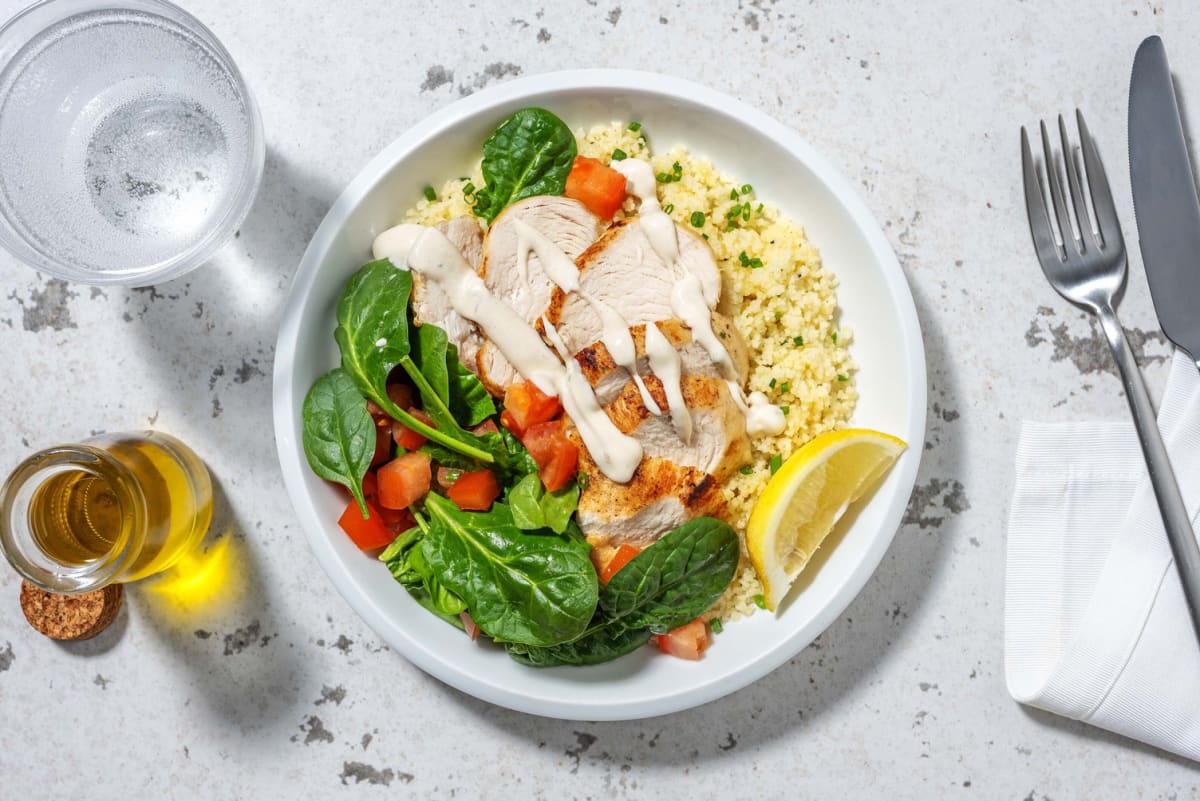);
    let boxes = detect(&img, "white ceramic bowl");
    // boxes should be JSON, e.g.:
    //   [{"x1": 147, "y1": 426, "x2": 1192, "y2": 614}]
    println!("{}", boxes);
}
[{"x1": 273, "y1": 70, "x2": 926, "y2": 720}]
